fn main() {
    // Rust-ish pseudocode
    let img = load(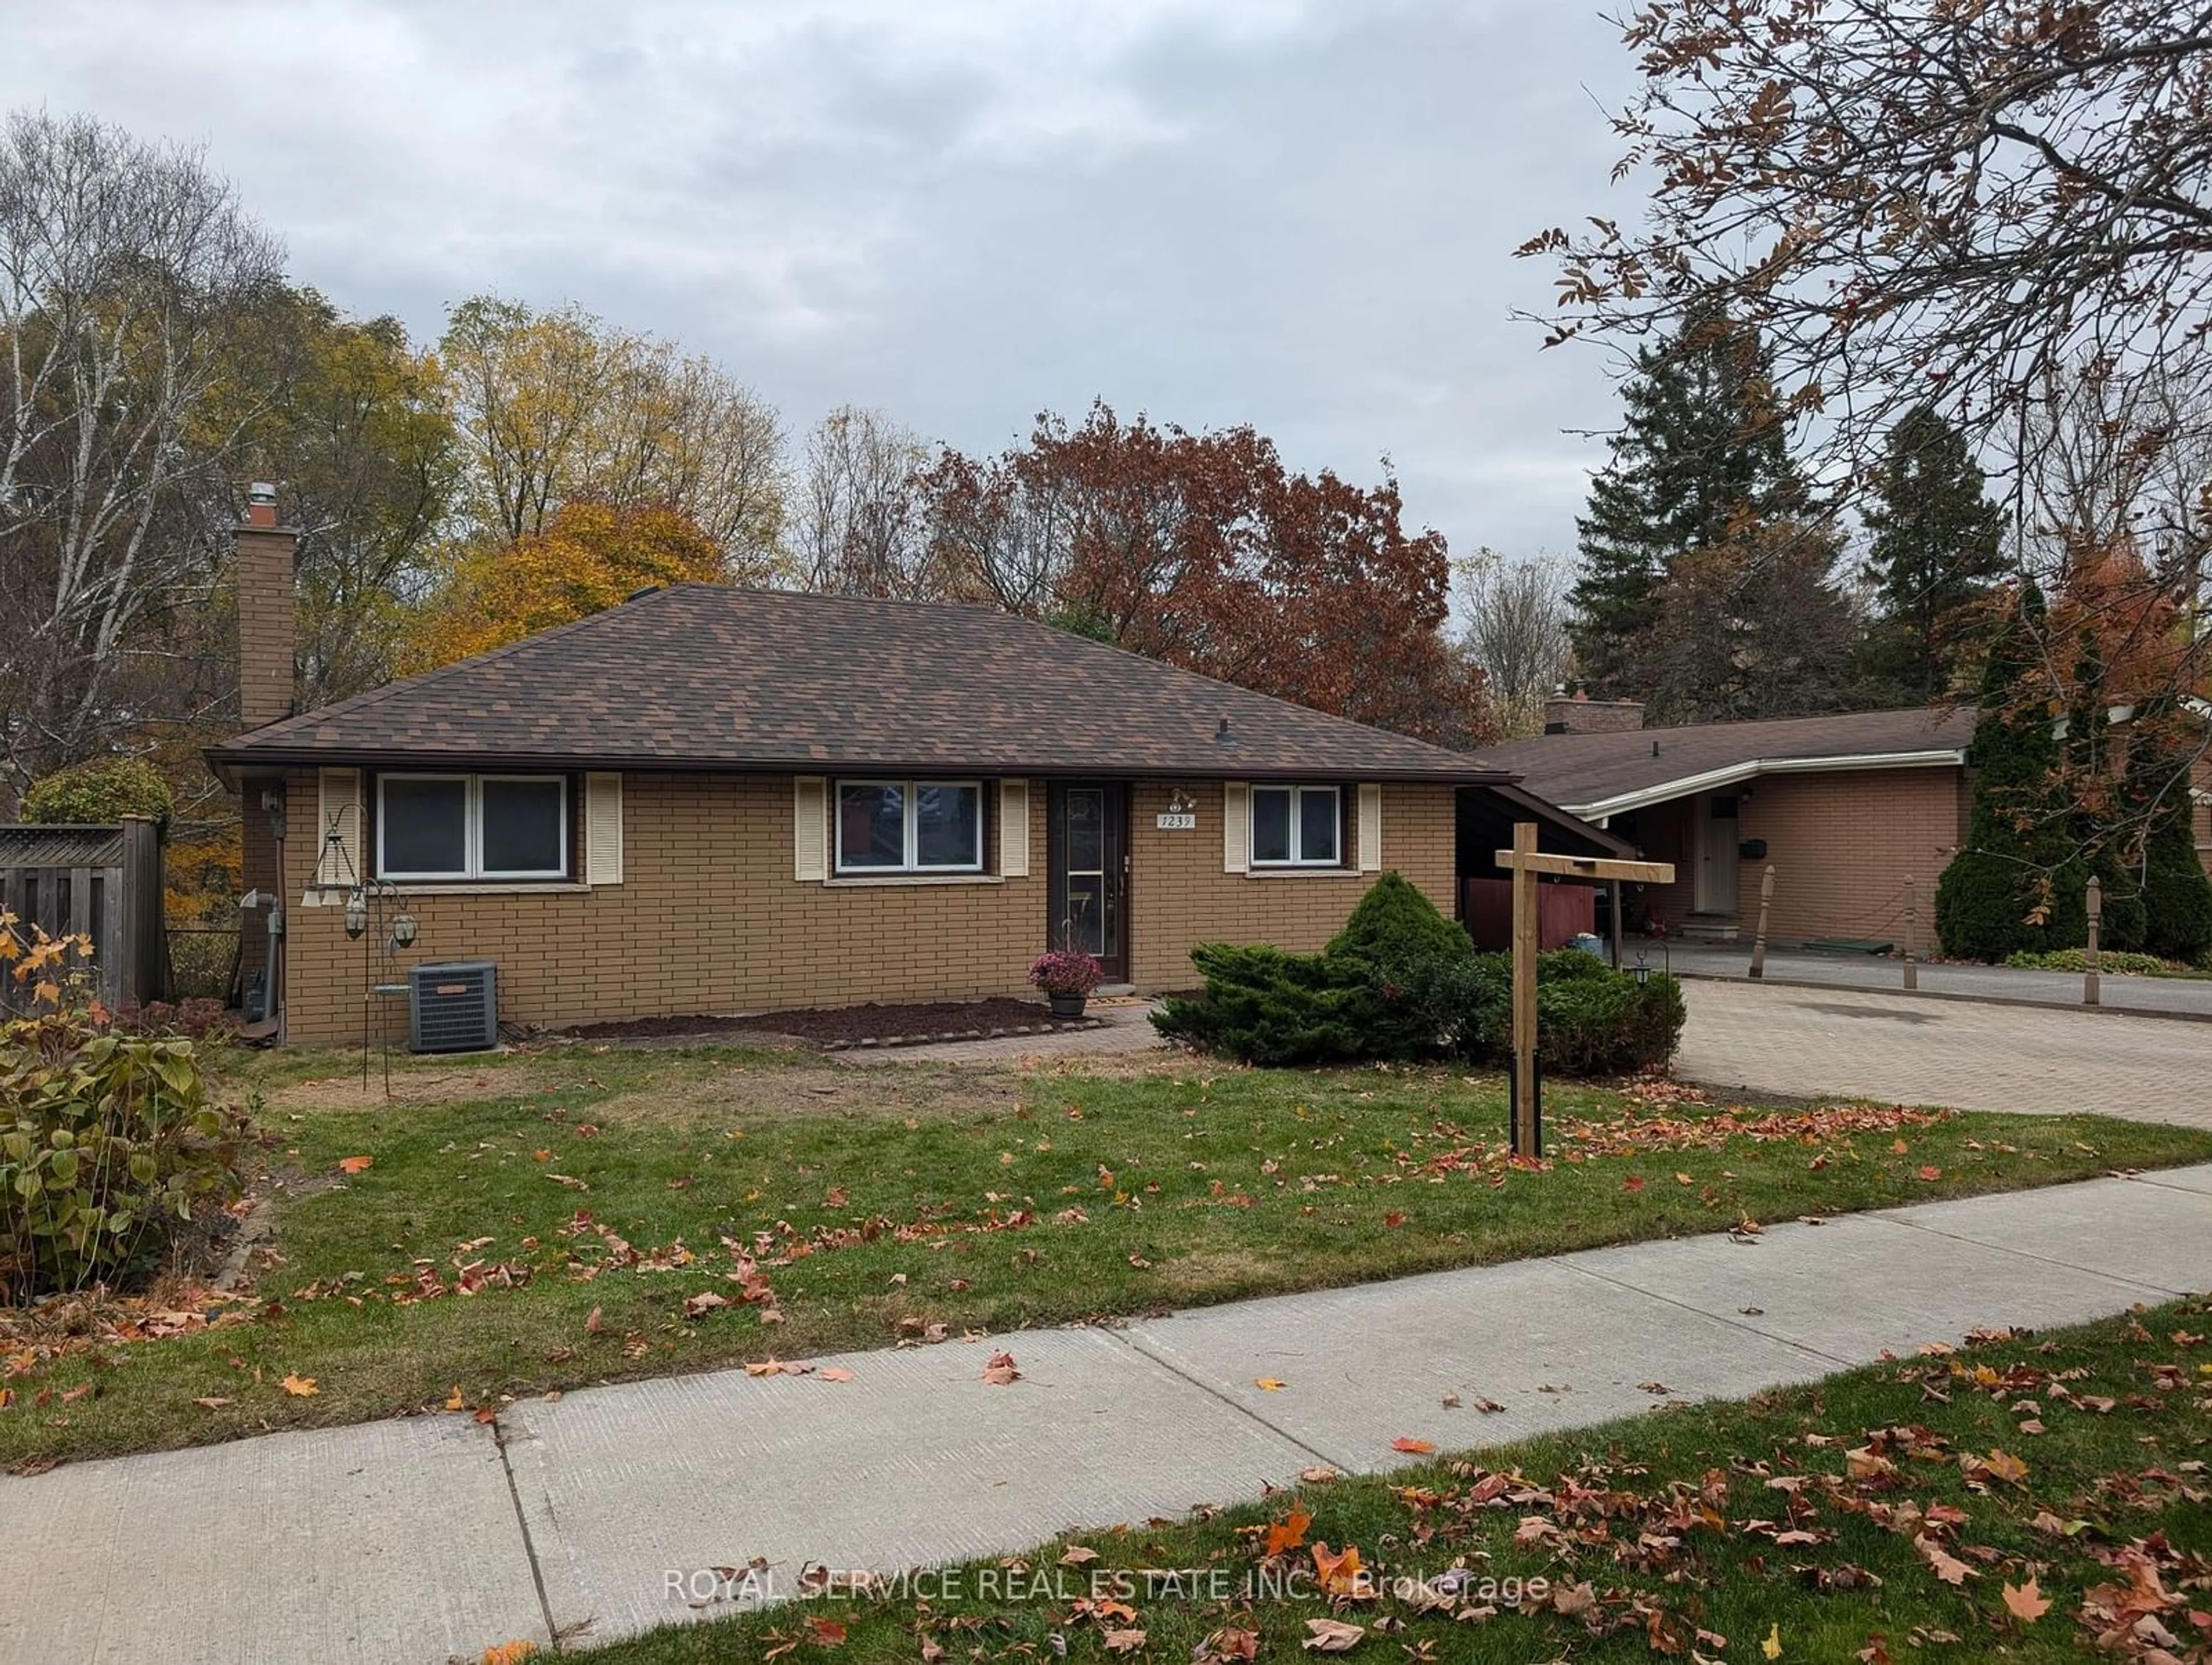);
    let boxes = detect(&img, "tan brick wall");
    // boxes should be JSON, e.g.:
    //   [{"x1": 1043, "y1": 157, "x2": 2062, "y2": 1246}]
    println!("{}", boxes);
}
[
  {"x1": 1740, "y1": 769, "x2": 1964, "y2": 943},
  {"x1": 1620, "y1": 768, "x2": 1967, "y2": 945},
  {"x1": 277, "y1": 770, "x2": 1048, "y2": 1043},
  {"x1": 1125, "y1": 781, "x2": 1457, "y2": 990},
  {"x1": 271, "y1": 770, "x2": 1464, "y2": 1041}
]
